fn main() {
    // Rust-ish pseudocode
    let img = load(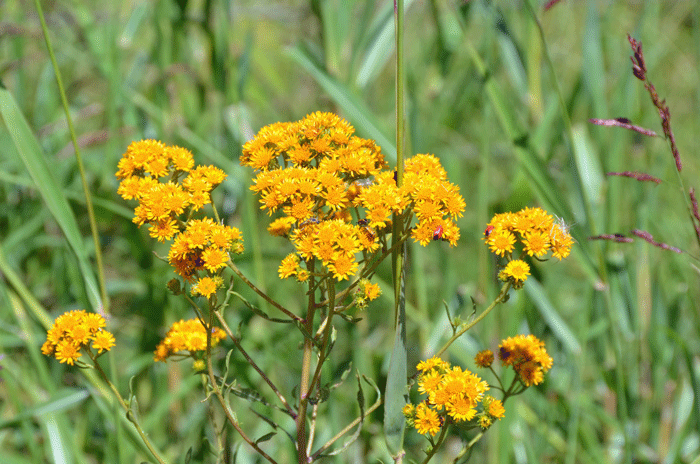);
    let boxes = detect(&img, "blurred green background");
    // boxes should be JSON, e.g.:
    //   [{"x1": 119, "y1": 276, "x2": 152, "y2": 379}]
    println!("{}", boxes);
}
[{"x1": 2, "y1": 0, "x2": 700, "y2": 462}]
